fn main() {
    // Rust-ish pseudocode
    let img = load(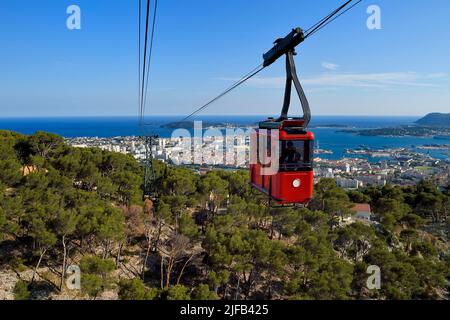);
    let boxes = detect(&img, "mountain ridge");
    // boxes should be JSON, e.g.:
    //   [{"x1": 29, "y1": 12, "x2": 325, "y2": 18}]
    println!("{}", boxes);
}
[{"x1": 415, "y1": 113, "x2": 450, "y2": 127}]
